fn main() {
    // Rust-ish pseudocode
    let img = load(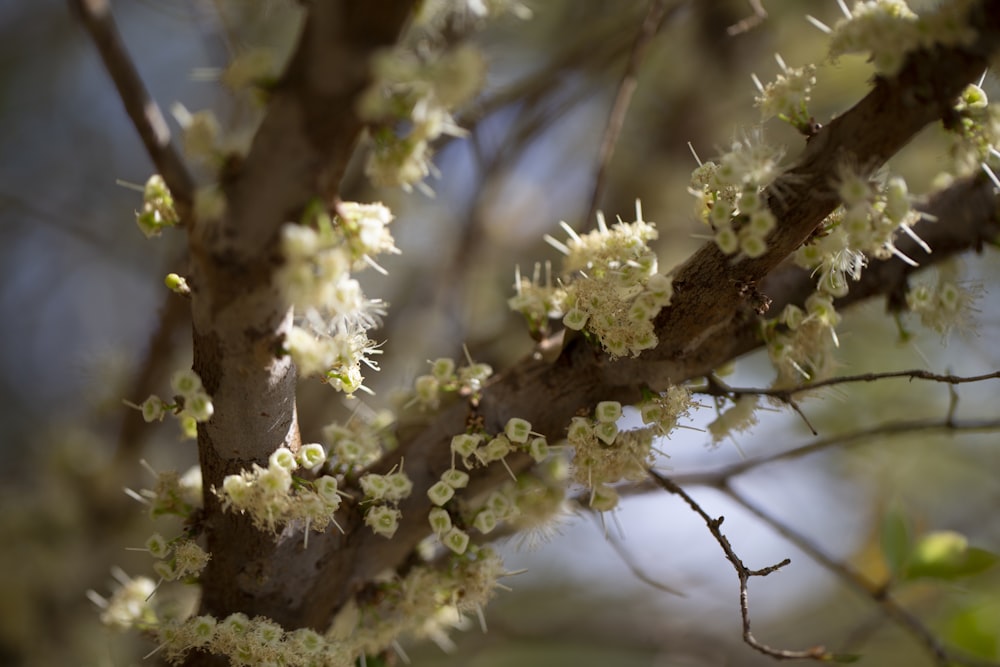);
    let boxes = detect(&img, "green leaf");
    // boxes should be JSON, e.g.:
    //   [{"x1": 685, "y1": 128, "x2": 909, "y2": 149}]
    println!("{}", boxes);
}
[
  {"x1": 827, "y1": 652, "x2": 863, "y2": 663},
  {"x1": 947, "y1": 600, "x2": 1000, "y2": 659},
  {"x1": 902, "y1": 531, "x2": 999, "y2": 581},
  {"x1": 879, "y1": 507, "x2": 911, "y2": 577}
]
